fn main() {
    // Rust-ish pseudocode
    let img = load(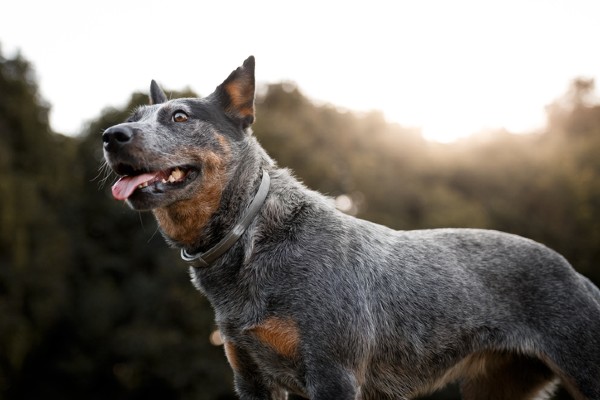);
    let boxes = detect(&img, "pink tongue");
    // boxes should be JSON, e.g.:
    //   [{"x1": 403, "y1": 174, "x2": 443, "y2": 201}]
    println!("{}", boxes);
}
[{"x1": 111, "y1": 172, "x2": 159, "y2": 200}]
